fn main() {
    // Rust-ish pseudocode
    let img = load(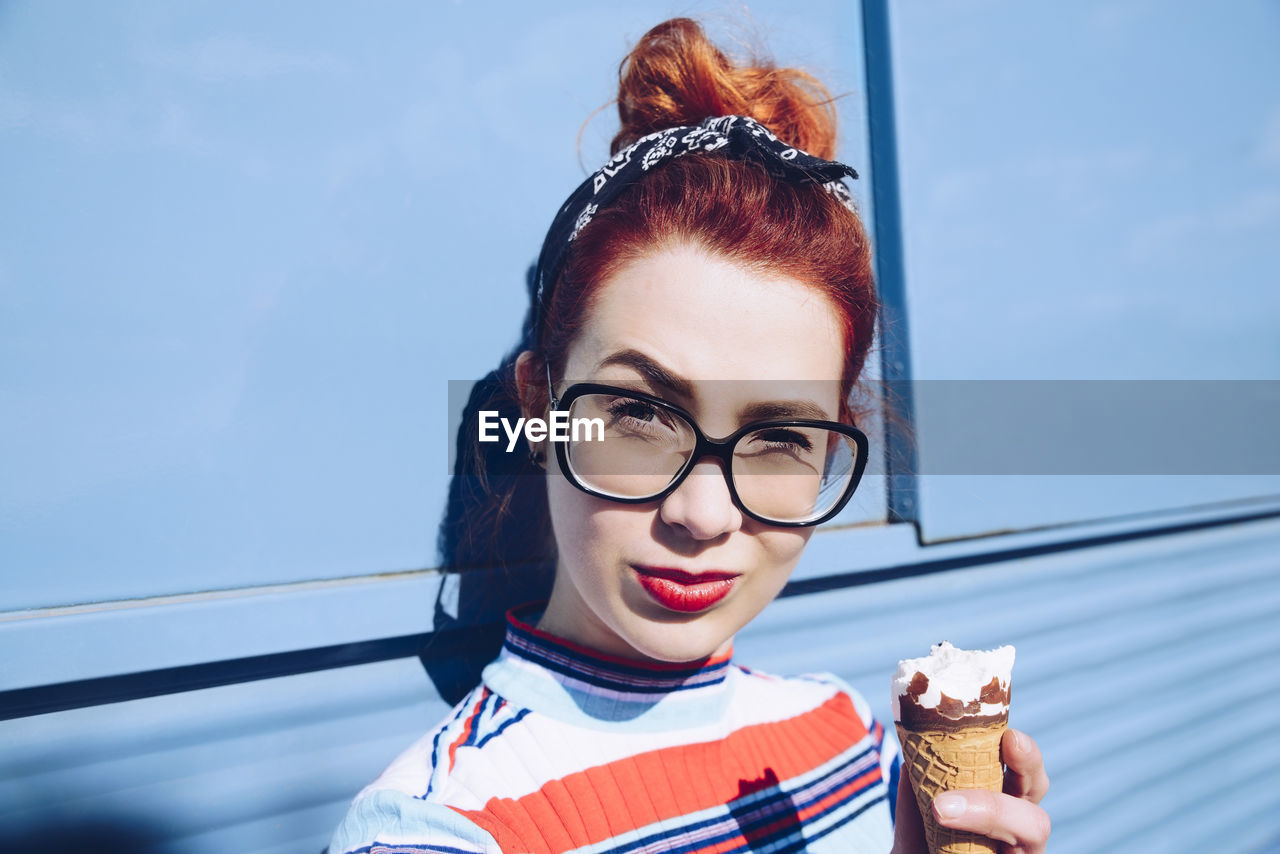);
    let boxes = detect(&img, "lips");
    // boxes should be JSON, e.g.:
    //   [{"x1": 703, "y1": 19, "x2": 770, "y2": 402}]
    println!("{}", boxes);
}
[{"x1": 632, "y1": 565, "x2": 741, "y2": 613}]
